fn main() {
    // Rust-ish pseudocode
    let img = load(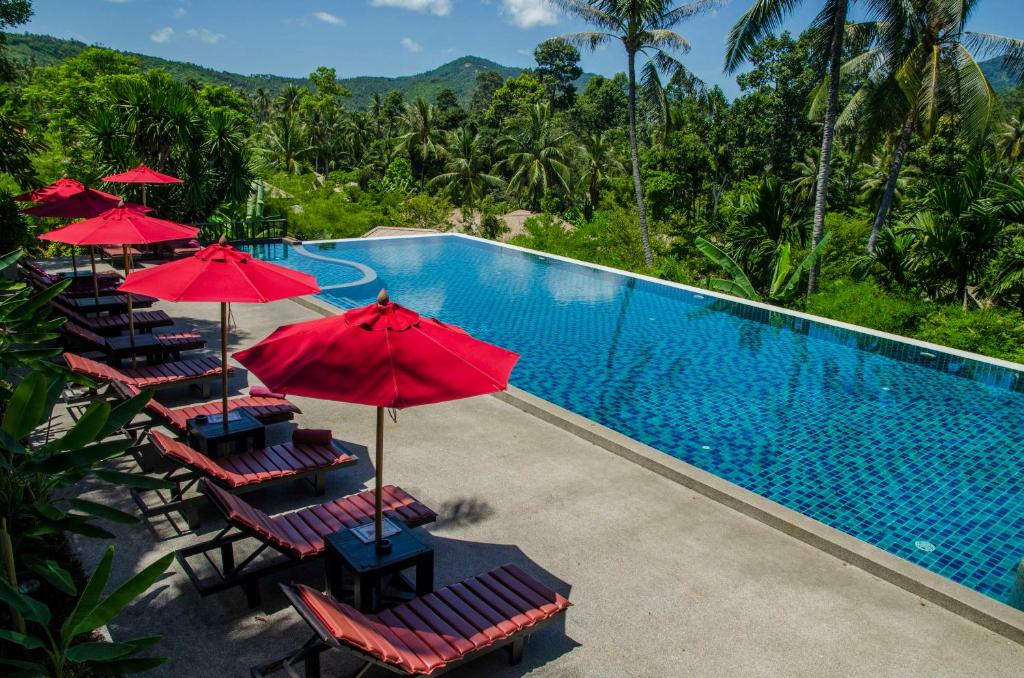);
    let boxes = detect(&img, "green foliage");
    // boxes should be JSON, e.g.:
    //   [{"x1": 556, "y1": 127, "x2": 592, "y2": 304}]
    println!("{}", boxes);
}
[
  {"x1": 534, "y1": 38, "x2": 582, "y2": 108},
  {"x1": 0, "y1": 190, "x2": 27, "y2": 252}
]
